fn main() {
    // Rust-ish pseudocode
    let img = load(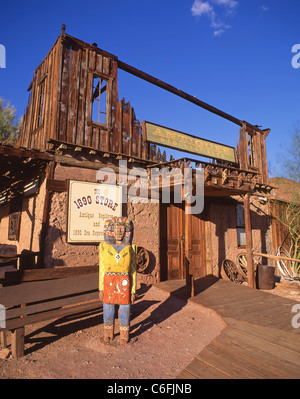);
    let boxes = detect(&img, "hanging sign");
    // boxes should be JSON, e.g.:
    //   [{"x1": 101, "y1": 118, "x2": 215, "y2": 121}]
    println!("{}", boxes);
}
[
  {"x1": 143, "y1": 121, "x2": 237, "y2": 163},
  {"x1": 67, "y1": 180, "x2": 122, "y2": 243}
]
